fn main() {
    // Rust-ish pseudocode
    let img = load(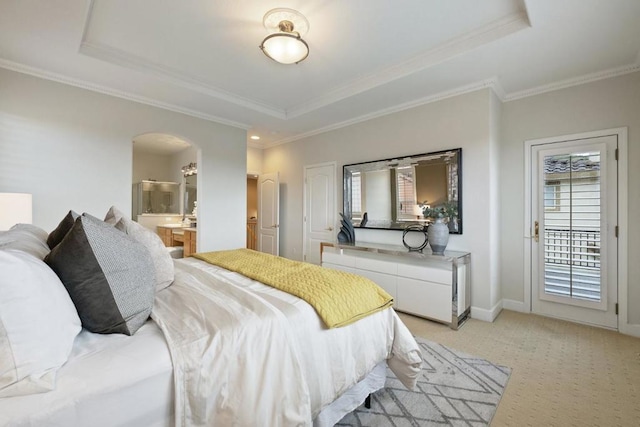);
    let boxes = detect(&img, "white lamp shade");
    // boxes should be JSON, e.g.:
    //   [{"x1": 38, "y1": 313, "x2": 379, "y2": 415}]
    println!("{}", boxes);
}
[
  {"x1": 261, "y1": 33, "x2": 309, "y2": 64},
  {"x1": 0, "y1": 193, "x2": 33, "y2": 231}
]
